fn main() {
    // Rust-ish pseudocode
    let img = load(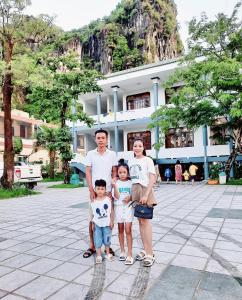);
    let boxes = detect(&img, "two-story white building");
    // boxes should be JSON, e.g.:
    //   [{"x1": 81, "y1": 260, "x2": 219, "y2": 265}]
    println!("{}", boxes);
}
[{"x1": 71, "y1": 58, "x2": 241, "y2": 180}]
